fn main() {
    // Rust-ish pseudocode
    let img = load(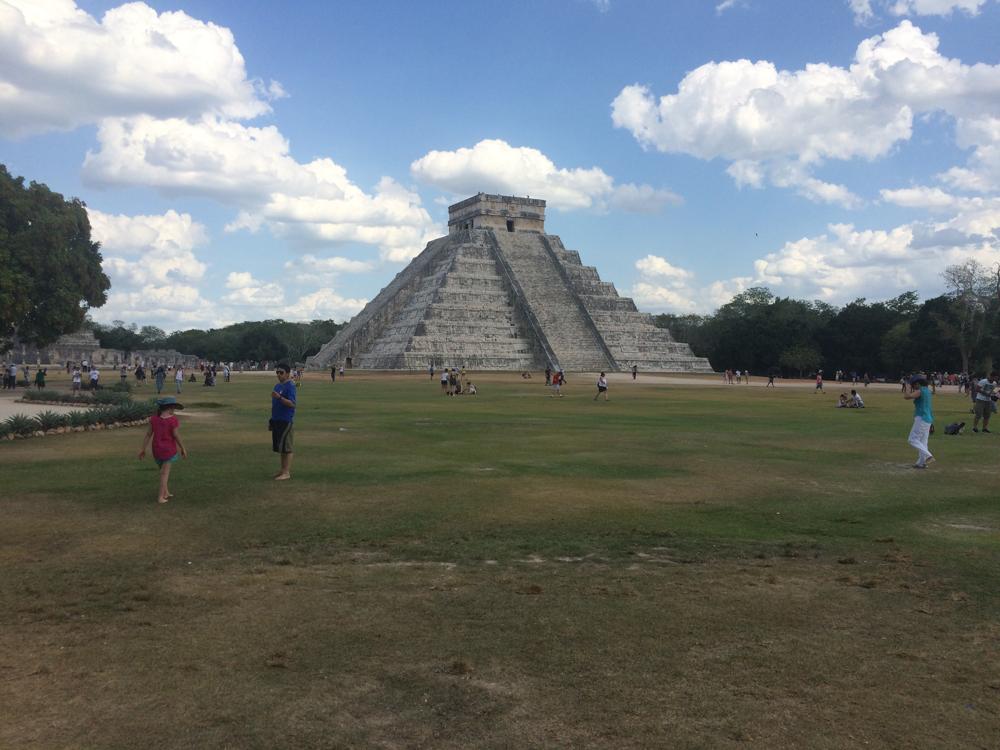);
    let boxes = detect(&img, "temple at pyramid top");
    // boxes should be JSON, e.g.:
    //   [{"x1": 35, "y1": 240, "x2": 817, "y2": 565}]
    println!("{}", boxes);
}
[
  {"x1": 307, "y1": 195, "x2": 713, "y2": 374},
  {"x1": 448, "y1": 193, "x2": 546, "y2": 235}
]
